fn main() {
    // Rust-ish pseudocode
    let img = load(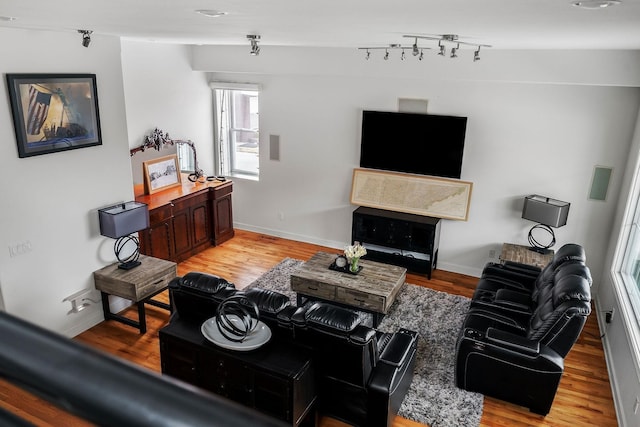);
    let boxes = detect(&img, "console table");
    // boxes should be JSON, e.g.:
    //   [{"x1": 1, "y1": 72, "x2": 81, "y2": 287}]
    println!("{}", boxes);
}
[
  {"x1": 352, "y1": 206, "x2": 441, "y2": 279},
  {"x1": 159, "y1": 319, "x2": 317, "y2": 427},
  {"x1": 500, "y1": 243, "x2": 554, "y2": 268},
  {"x1": 93, "y1": 255, "x2": 176, "y2": 333}
]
